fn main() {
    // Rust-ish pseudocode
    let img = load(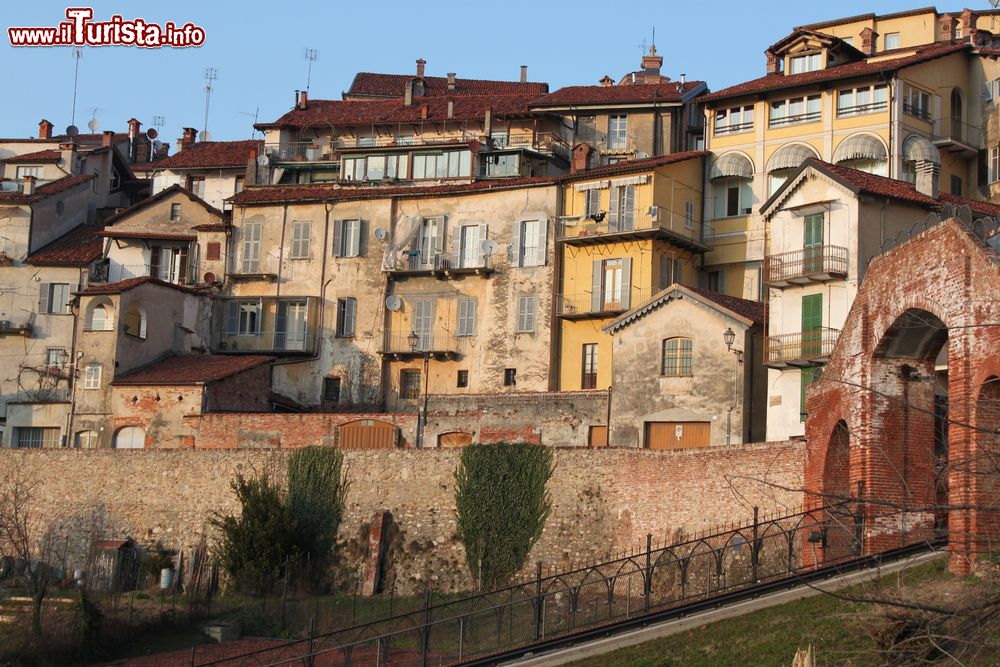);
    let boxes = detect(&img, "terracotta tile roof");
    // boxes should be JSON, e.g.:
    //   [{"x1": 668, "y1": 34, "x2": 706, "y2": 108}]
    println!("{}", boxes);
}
[
  {"x1": 532, "y1": 81, "x2": 705, "y2": 107},
  {"x1": 261, "y1": 95, "x2": 539, "y2": 129},
  {"x1": 112, "y1": 354, "x2": 273, "y2": 386},
  {"x1": 2, "y1": 149, "x2": 62, "y2": 163},
  {"x1": 605, "y1": 284, "x2": 765, "y2": 334},
  {"x1": 347, "y1": 72, "x2": 549, "y2": 98},
  {"x1": 701, "y1": 42, "x2": 969, "y2": 102},
  {"x1": 562, "y1": 151, "x2": 708, "y2": 181},
  {"x1": 152, "y1": 140, "x2": 261, "y2": 170},
  {"x1": 78, "y1": 275, "x2": 205, "y2": 296},
  {"x1": 683, "y1": 285, "x2": 766, "y2": 325},
  {"x1": 0, "y1": 173, "x2": 95, "y2": 204},
  {"x1": 103, "y1": 184, "x2": 226, "y2": 226},
  {"x1": 230, "y1": 176, "x2": 558, "y2": 205},
  {"x1": 26, "y1": 223, "x2": 104, "y2": 266}
]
